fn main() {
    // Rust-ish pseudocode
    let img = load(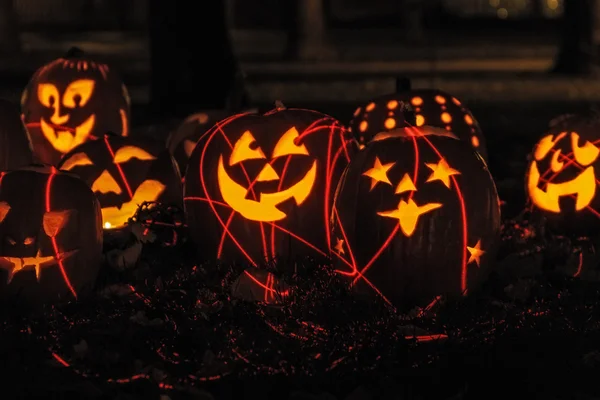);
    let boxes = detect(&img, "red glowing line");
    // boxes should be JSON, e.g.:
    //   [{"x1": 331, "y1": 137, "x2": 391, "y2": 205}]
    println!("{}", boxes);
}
[
  {"x1": 45, "y1": 169, "x2": 77, "y2": 299},
  {"x1": 217, "y1": 212, "x2": 236, "y2": 259},
  {"x1": 267, "y1": 220, "x2": 328, "y2": 258},
  {"x1": 242, "y1": 270, "x2": 290, "y2": 299},
  {"x1": 103, "y1": 136, "x2": 133, "y2": 199},
  {"x1": 323, "y1": 125, "x2": 335, "y2": 252},
  {"x1": 25, "y1": 122, "x2": 76, "y2": 133},
  {"x1": 574, "y1": 252, "x2": 583, "y2": 277},
  {"x1": 52, "y1": 352, "x2": 70, "y2": 366},
  {"x1": 198, "y1": 125, "x2": 256, "y2": 267},
  {"x1": 271, "y1": 154, "x2": 292, "y2": 258},
  {"x1": 412, "y1": 127, "x2": 469, "y2": 293},
  {"x1": 212, "y1": 119, "x2": 269, "y2": 261}
]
